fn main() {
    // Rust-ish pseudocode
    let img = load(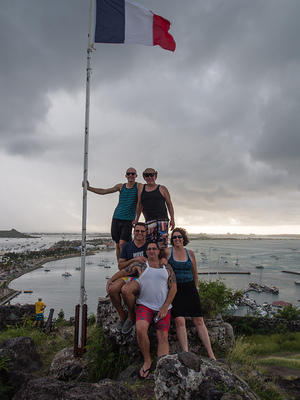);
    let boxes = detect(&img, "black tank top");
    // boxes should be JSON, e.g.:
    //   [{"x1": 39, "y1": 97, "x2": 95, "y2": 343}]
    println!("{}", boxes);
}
[{"x1": 141, "y1": 185, "x2": 168, "y2": 221}]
